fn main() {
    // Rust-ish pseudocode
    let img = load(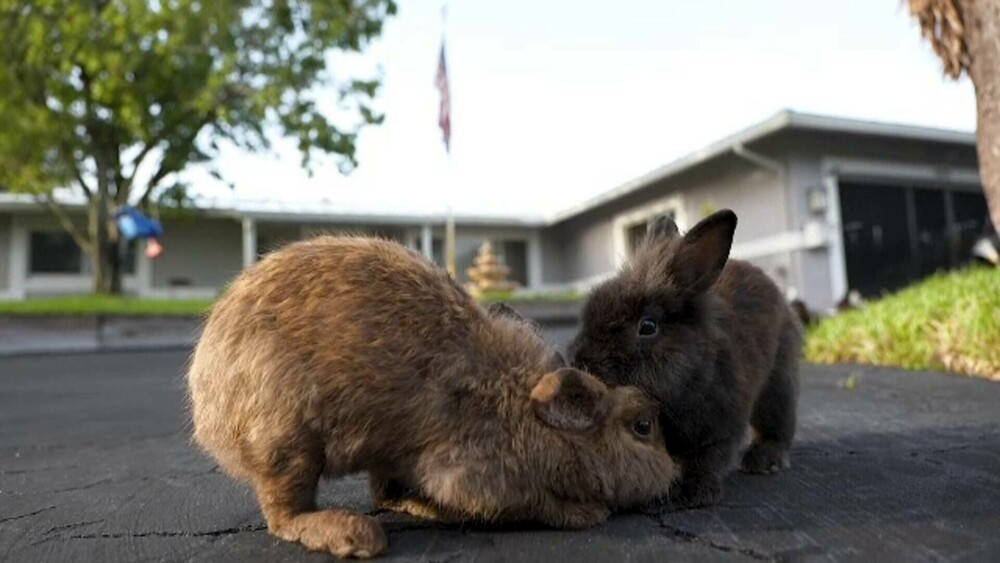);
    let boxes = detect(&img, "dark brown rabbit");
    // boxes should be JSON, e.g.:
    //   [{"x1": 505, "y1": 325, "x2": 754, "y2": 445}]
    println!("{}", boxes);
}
[
  {"x1": 570, "y1": 209, "x2": 802, "y2": 508},
  {"x1": 188, "y1": 236, "x2": 677, "y2": 558}
]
